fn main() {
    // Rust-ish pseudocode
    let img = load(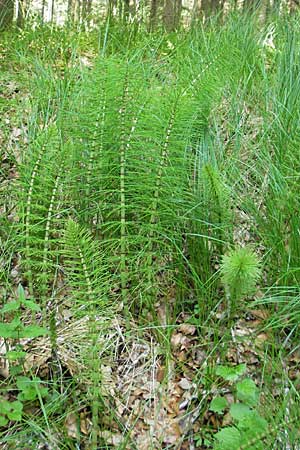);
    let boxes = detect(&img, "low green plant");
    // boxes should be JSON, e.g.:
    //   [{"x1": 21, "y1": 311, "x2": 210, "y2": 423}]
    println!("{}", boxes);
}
[
  {"x1": 211, "y1": 364, "x2": 268, "y2": 450},
  {"x1": 0, "y1": 284, "x2": 48, "y2": 356},
  {"x1": 0, "y1": 284, "x2": 48, "y2": 426},
  {"x1": 0, "y1": 398, "x2": 23, "y2": 426},
  {"x1": 0, "y1": 285, "x2": 49, "y2": 426},
  {"x1": 16, "y1": 376, "x2": 49, "y2": 402},
  {"x1": 0, "y1": 377, "x2": 49, "y2": 427},
  {"x1": 220, "y1": 246, "x2": 261, "y2": 318}
]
